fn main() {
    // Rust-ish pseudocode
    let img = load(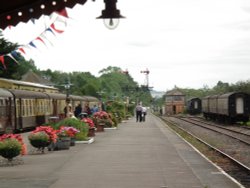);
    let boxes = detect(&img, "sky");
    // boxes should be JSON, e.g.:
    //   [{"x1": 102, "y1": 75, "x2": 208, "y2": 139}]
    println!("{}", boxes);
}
[{"x1": 2, "y1": 0, "x2": 250, "y2": 91}]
